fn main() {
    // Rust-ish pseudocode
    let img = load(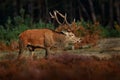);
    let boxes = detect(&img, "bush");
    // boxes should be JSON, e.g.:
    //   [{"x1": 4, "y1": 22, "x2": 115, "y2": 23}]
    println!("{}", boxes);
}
[
  {"x1": 77, "y1": 19, "x2": 120, "y2": 38},
  {"x1": 100, "y1": 27, "x2": 120, "y2": 38}
]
